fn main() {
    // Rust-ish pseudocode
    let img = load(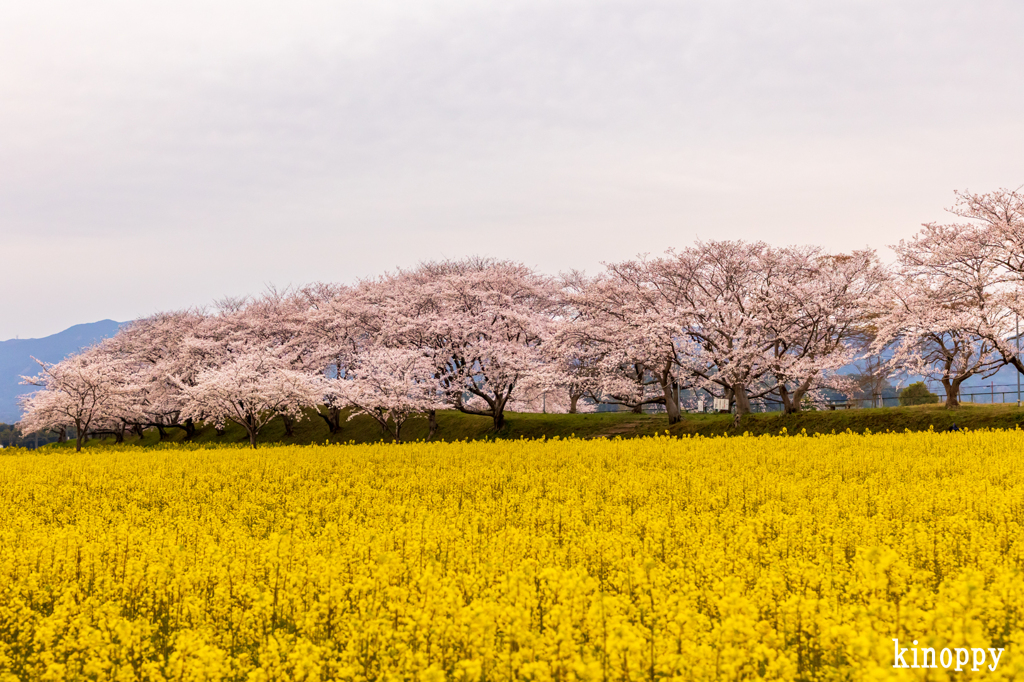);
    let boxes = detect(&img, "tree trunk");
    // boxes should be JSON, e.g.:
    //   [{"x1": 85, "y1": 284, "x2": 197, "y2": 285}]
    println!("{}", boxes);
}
[
  {"x1": 569, "y1": 392, "x2": 580, "y2": 414},
  {"x1": 282, "y1": 414, "x2": 294, "y2": 437},
  {"x1": 156, "y1": 424, "x2": 167, "y2": 441},
  {"x1": 631, "y1": 403, "x2": 643, "y2": 414},
  {"x1": 114, "y1": 423, "x2": 125, "y2": 444},
  {"x1": 57, "y1": 427, "x2": 67, "y2": 443},
  {"x1": 942, "y1": 377, "x2": 962, "y2": 409},
  {"x1": 317, "y1": 407, "x2": 342, "y2": 435},
  {"x1": 662, "y1": 379, "x2": 682, "y2": 425},
  {"x1": 184, "y1": 418, "x2": 197, "y2": 439},
  {"x1": 732, "y1": 383, "x2": 751, "y2": 428},
  {"x1": 428, "y1": 410, "x2": 438, "y2": 440},
  {"x1": 454, "y1": 390, "x2": 509, "y2": 431},
  {"x1": 780, "y1": 378, "x2": 814, "y2": 414},
  {"x1": 731, "y1": 384, "x2": 751, "y2": 415},
  {"x1": 778, "y1": 385, "x2": 794, "y2": 413},
  {"x1": 132, "y1": 424, "x2": 144, "y2": 439},
  {"x1": 74, "y1": 419, "x2": 84, "y2": 452},
  {"x1": 244, "y1": 416, "x2": 258, "y2": 449},
  {"x1": 794, "y1": 377, "x2": 816, "y2": 412}
]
